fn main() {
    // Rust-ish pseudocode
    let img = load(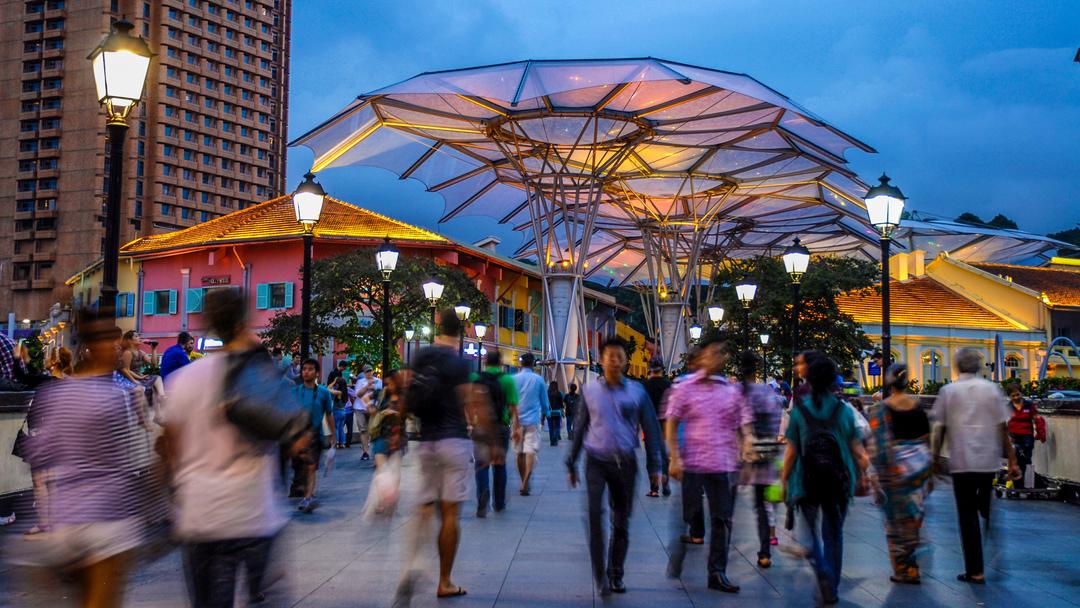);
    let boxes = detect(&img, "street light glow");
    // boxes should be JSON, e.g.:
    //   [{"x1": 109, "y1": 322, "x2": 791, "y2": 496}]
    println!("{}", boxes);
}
[
  {"x1": 864, "y1": 173, "x2": 906, "y2": 238},
  {"x1": 455, "y1": 301, "x2": 472, "y2": 321},
  {"x1": 422, "y1": 277, "x2": 445, "y2": 304},
  {"x1": 292, "y1": 172, "x2": 326, "y2": 230},
  {"x1": 375, "y1": 236, "x2": 399, "y2": 280},
  {"x1": 782, "y1": 237, "x2": 811, "y2": 283},
  {"x1": 88, "y1": 20, "x2": 153, "y2": 123},
  {"x1": 736, "y1": 283, "x2": 757, "y2": 307},
  {"x1": 707, "y1": 305, "x2": 724, "y2": 325}
]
